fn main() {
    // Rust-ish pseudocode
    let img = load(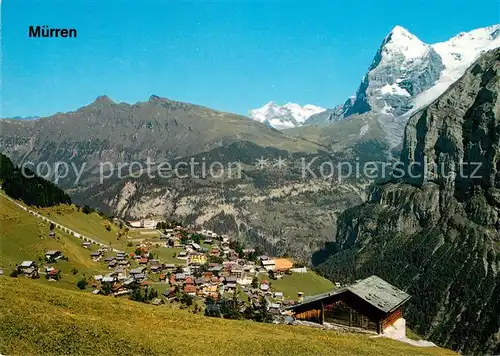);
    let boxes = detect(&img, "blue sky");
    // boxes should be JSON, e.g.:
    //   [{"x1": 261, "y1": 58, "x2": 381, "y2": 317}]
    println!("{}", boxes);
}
[{"x1": 2, "y1": 0, "x2": 498, "y2": 117}]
